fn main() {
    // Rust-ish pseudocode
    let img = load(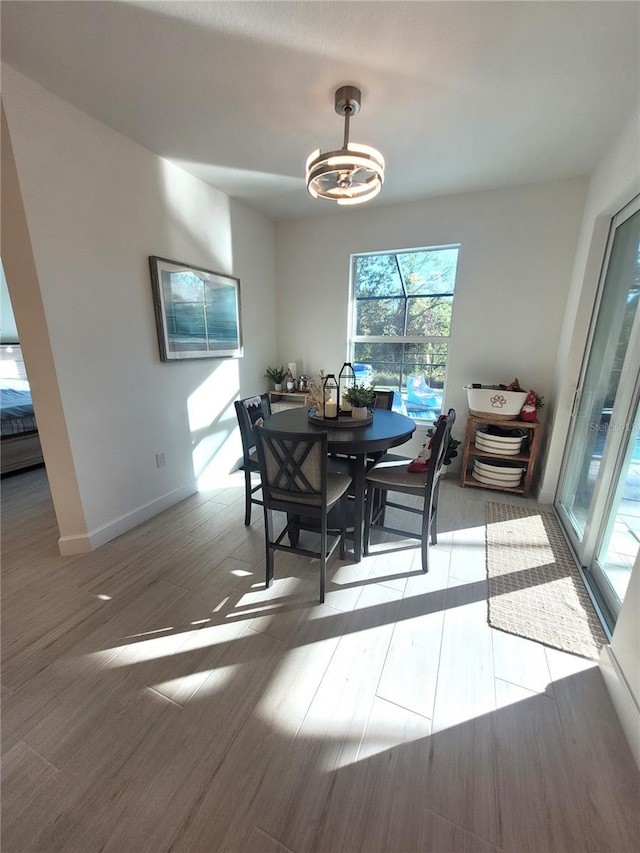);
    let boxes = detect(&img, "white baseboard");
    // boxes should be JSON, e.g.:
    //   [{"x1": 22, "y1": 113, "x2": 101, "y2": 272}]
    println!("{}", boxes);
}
[
  {"x1": 599, "y1": 644, "x2": 640, "y2": 771},
  {"x1": 536, "y1": 487, "x2": 555, "y2": 504},
  {"x1": 57, "y1": 479, "x2": 198, "y2": 555}
]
